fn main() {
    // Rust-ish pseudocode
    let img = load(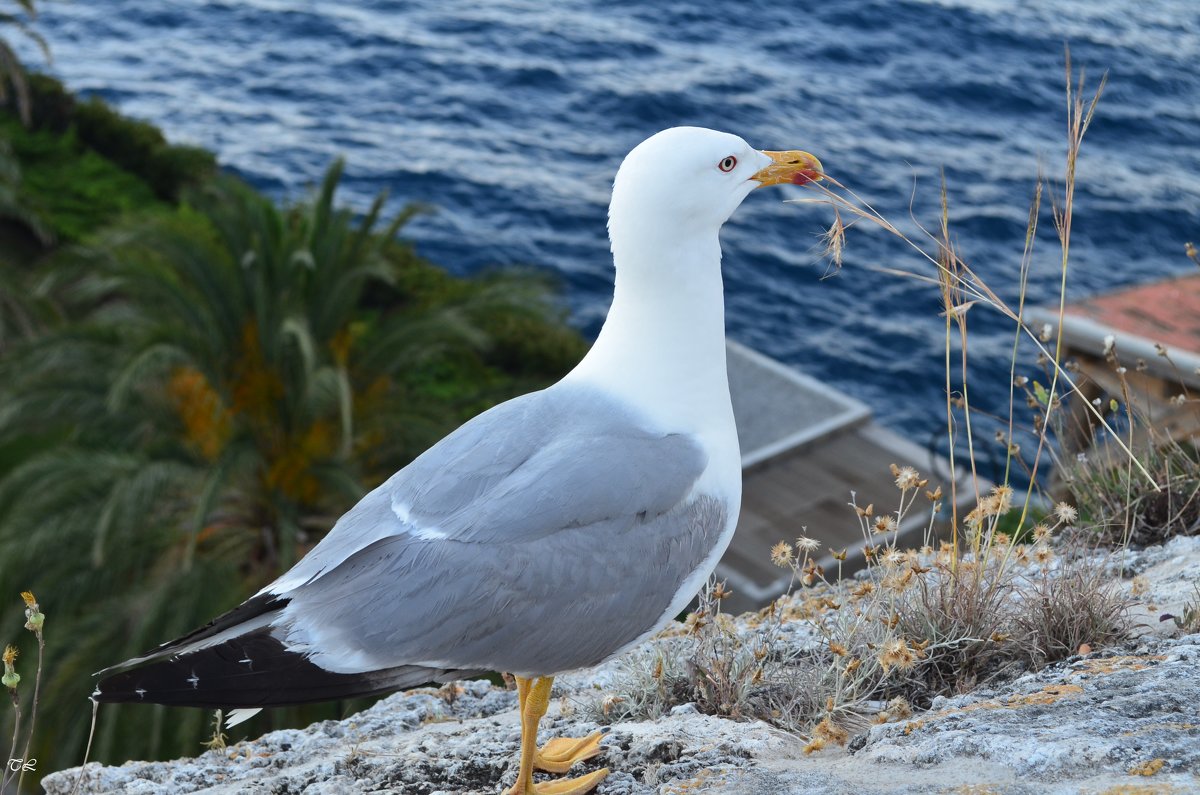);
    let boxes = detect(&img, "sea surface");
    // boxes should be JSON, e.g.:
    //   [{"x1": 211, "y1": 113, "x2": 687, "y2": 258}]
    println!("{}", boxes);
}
[{"x1": 19, "y1": 0, "x2": 1200, "y2": 475}]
